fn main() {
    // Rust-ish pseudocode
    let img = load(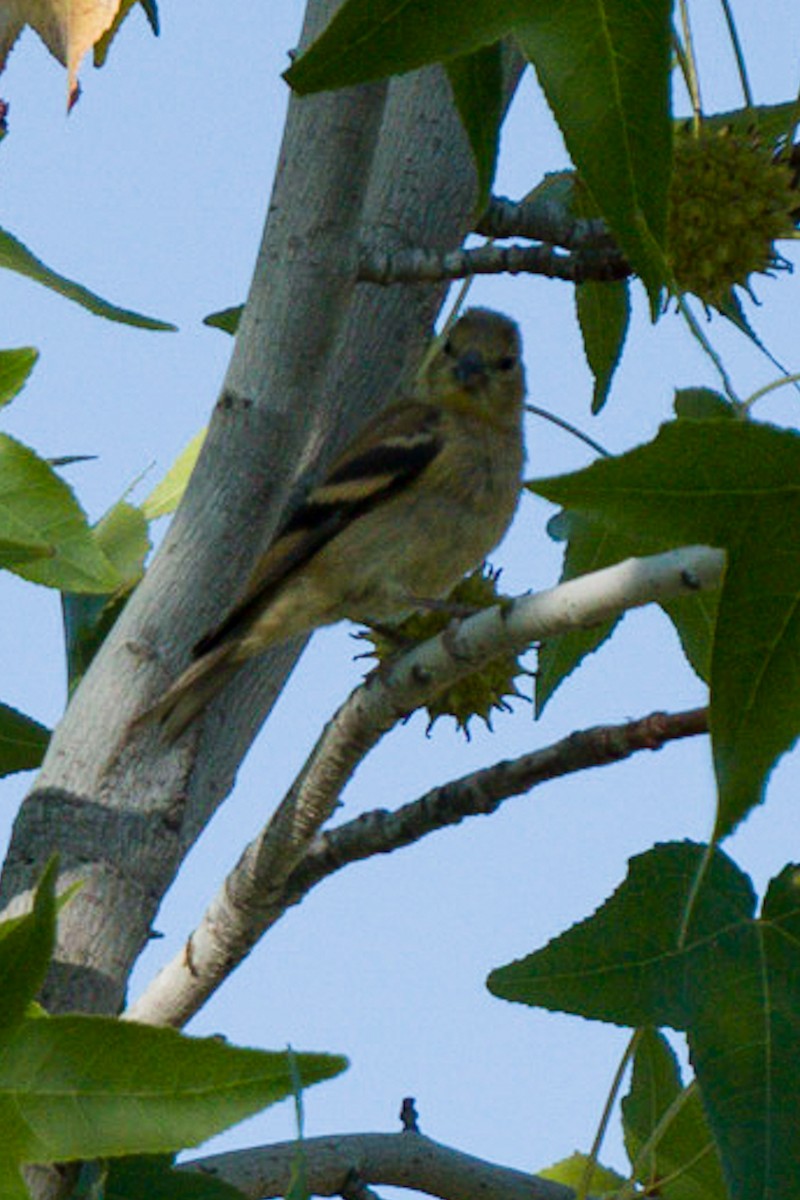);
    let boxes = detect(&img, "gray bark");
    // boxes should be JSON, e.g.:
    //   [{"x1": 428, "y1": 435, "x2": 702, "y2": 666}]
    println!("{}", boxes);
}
[
  {"x1": 0, "y1": 5, "x2": 500, "y2": 1023},
  {"x1": 184, "y1": 1132, "x2": 574, "y2": 1200}
]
